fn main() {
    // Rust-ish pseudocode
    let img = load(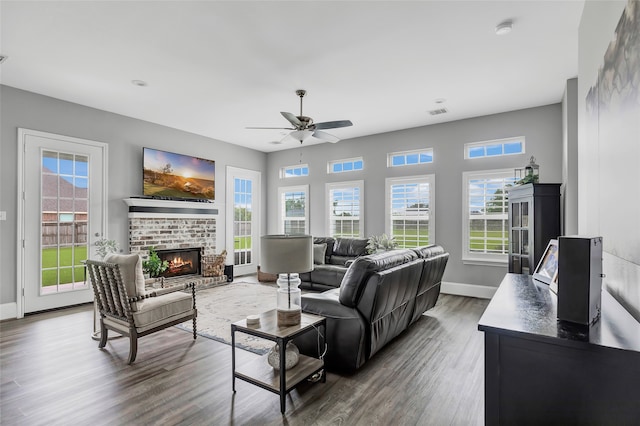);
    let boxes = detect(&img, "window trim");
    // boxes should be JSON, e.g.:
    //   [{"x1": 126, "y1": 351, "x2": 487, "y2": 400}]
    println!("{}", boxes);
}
[
  {"x1": 277, "y1": 185, "x2": 309, "y2": 234},
  {"x1": 326, "y1": 180, "x2": 364, "y2": 237},
  {"x1": 327, "y1": 157, "x2": 364, "y2": 174},
  {"x1": 462, "y1": 169, "x2": 515, "y2": 265},
  {"x1": 385, "y1": 174, "x2": 435, "y2": 247},
  {"x1": 279, "y1": 164, "x2": 309, "y2": 179},
  {"x1": 387, "y1": 148, "x2": 434, "y2": 168},
  {"x1": 464, "y1": 137, "x2": 525, "y2": 160}
]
